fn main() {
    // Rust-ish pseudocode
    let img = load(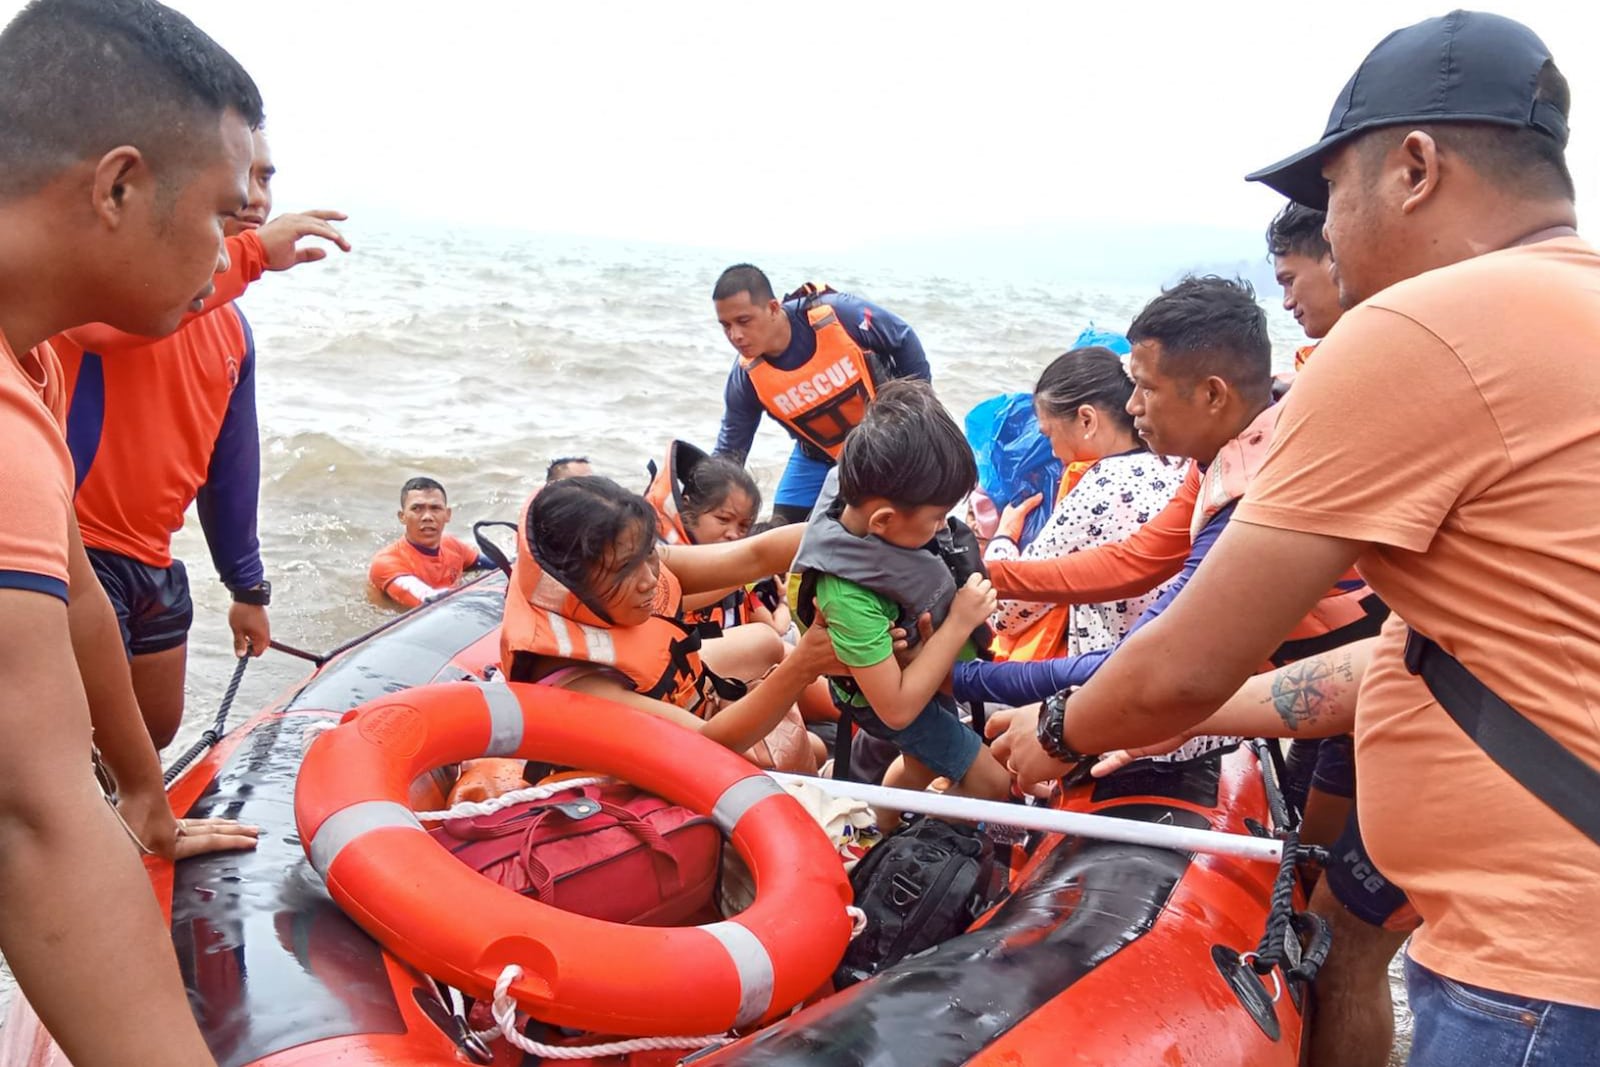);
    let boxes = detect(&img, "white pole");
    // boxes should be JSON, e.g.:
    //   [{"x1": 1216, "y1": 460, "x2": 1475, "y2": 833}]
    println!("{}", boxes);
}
[{"x1": 767, "y1": 772, "x2": 1284, "y2": 864}]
